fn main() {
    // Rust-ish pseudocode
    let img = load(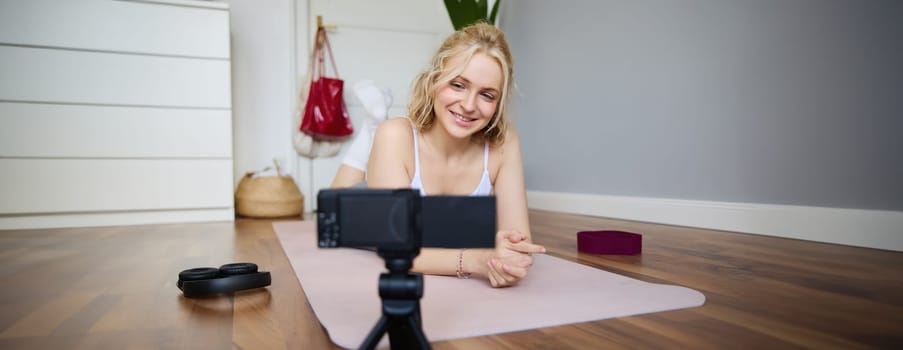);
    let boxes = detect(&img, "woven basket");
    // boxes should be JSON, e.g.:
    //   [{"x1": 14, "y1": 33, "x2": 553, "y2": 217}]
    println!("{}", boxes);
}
[{"x1": 235, "y1": 172, "x2": 304, "y2": 218}]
